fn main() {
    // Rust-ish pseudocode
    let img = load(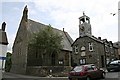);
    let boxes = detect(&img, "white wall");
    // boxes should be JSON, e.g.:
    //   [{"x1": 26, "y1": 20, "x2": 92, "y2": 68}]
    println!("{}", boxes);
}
[{"x1": 0, "y1": 44, "x2": 7, "y2": 69}]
